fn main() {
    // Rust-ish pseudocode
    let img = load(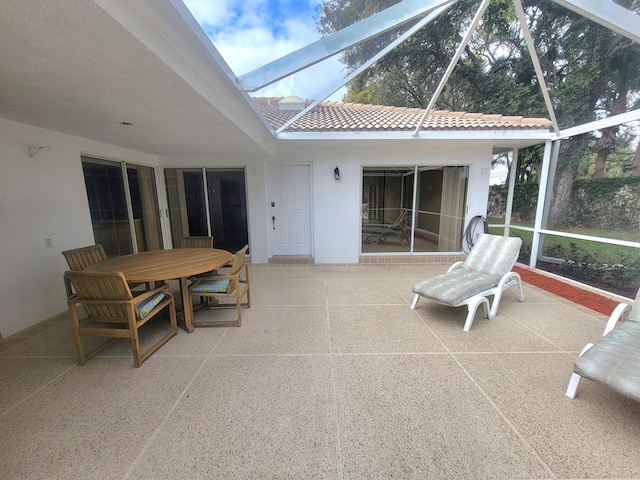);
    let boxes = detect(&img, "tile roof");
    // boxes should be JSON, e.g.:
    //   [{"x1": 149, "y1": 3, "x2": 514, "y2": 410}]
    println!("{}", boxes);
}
[{"x1": 254, "y1": 97, "x2": 552, "y2": 133}]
